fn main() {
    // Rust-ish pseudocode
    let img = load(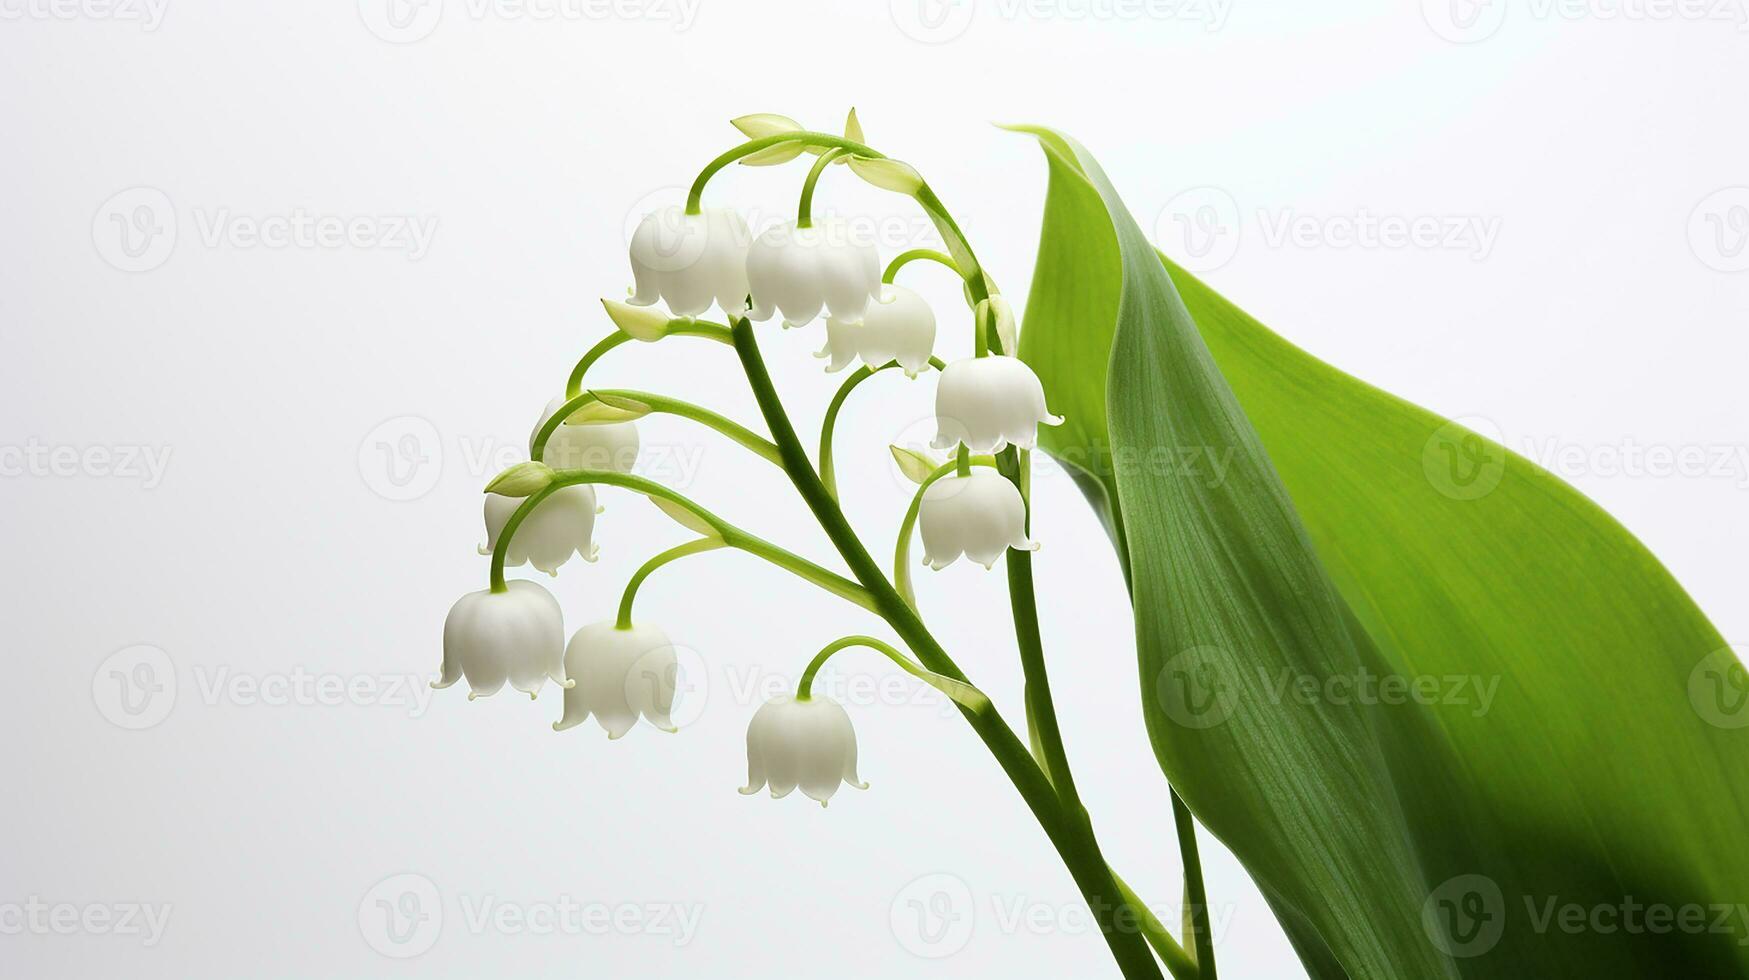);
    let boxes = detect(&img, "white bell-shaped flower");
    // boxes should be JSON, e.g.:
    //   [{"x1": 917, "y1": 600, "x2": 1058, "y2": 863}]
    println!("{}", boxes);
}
[
  {"x1": 628, "y1": 205, "x2": 750, "y2": 318},
  {"x1": 554, "y1": 621, "x2": 679, "y2": 739},
  {"x1": 437, "y1": 580, "x2": 569, "y2": 699},
  {"x1": 479, "y1": 486, "x2": 598, "y2": 575},
  {"x1": 817, "y1": 284, "x2": 936, "y2": 377},
  {"x1": 535, "y1": 397, "x2": 639, "y2": 473},
  {"x1": 931, "y1": 355, "x2": 1063, "y2": 454},
  {"x1": 746, "y1": 219, "x2": 880, "y2": 328},
  {"x1": 919, "y1": 470, "x2": 1039, "y2": 570},
  {"x1": 739, "y1": 694, "x2": 867, "y2": 806}
]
